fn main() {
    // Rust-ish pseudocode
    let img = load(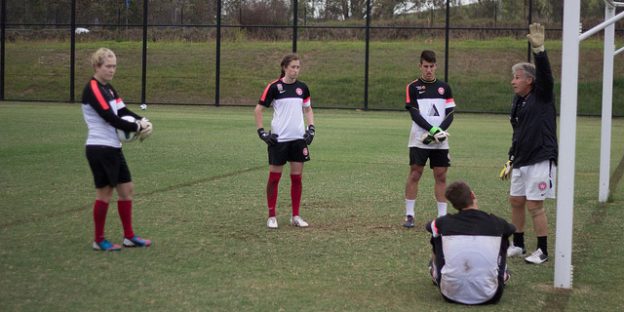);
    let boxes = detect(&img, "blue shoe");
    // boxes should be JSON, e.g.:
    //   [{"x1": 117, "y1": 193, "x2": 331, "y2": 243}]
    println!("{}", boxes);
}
[
  {"x1": 123, "y1": 236, "x2": 152, "y2": 248},
  {"x1": 403, "y1": 215, "x2": 415, "y2": 228},
  {"x1": 93, "y1": 239, "x2": 122, "y2": 251}
]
